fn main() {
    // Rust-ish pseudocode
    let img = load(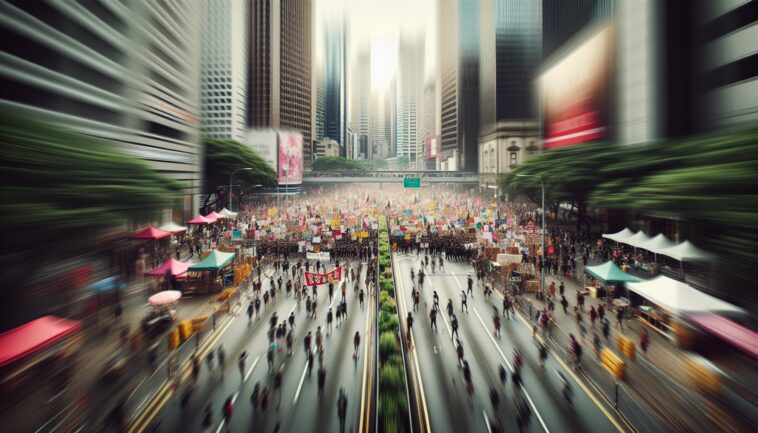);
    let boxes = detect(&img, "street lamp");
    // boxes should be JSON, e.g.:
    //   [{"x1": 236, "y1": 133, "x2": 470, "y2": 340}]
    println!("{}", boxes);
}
[
  {"x1": 516, "y1": 173, "x2": 546, "y2": 296},
  {"x1": 230, "y1": 167, "x2": 253, "y2": 211}
]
